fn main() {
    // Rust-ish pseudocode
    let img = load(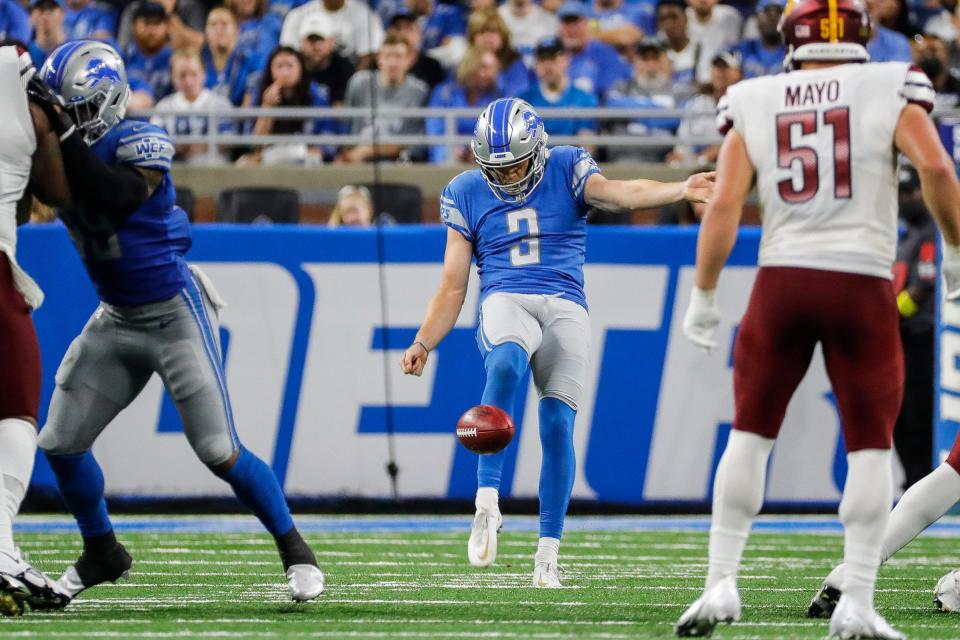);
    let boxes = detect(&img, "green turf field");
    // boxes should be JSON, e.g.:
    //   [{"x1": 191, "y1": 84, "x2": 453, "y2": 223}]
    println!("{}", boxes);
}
[{"x1": 3, "y1": 516, "x2": 960, "y2": 639}]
